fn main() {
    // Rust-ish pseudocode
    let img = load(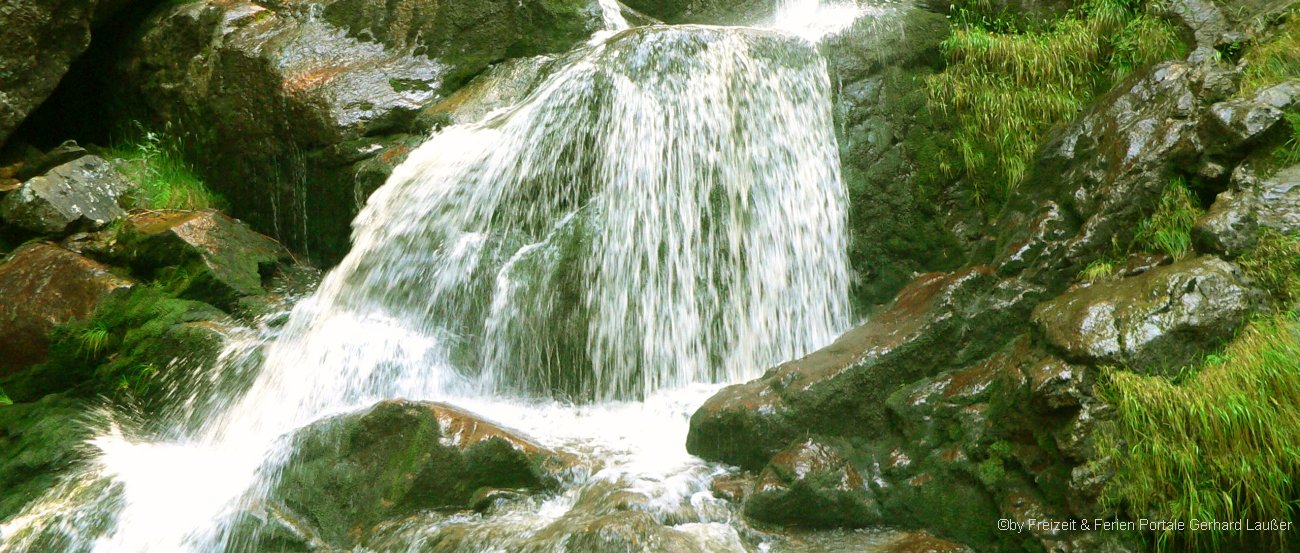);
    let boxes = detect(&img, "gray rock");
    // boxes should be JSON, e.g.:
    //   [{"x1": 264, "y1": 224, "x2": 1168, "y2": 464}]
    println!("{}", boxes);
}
[
  {"x1": 1032, "y1": 256, "x2": 1257, "y2": 374},
  {"x1": 1206, "y1": 81, "x2": 1300, "y2": 151},
  {"x1": 1195, "y1": 164, "x2": 1300, "y2": 257},
  {"x1": 0, "y1": 155, "x2": 131, "y2": 235},
  {"x1": 745, "y1": 438, "x2": 881, "y2": 528}
]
